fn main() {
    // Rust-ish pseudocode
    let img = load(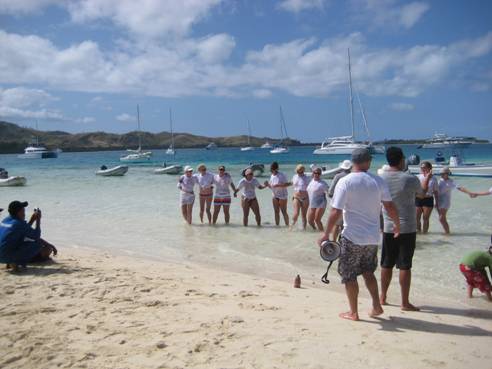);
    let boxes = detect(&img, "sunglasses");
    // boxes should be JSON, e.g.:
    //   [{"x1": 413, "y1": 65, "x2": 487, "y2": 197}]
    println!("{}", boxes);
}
[{"x1": 219, "y1": 168, "x2": 225, "y2": 171}]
